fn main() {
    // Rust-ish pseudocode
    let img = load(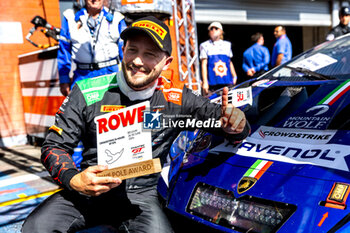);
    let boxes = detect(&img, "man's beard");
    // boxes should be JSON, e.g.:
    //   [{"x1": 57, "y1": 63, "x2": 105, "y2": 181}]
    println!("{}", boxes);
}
[{"x1": 122, "y1": 61, "x2": 161, "y2": 90}]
